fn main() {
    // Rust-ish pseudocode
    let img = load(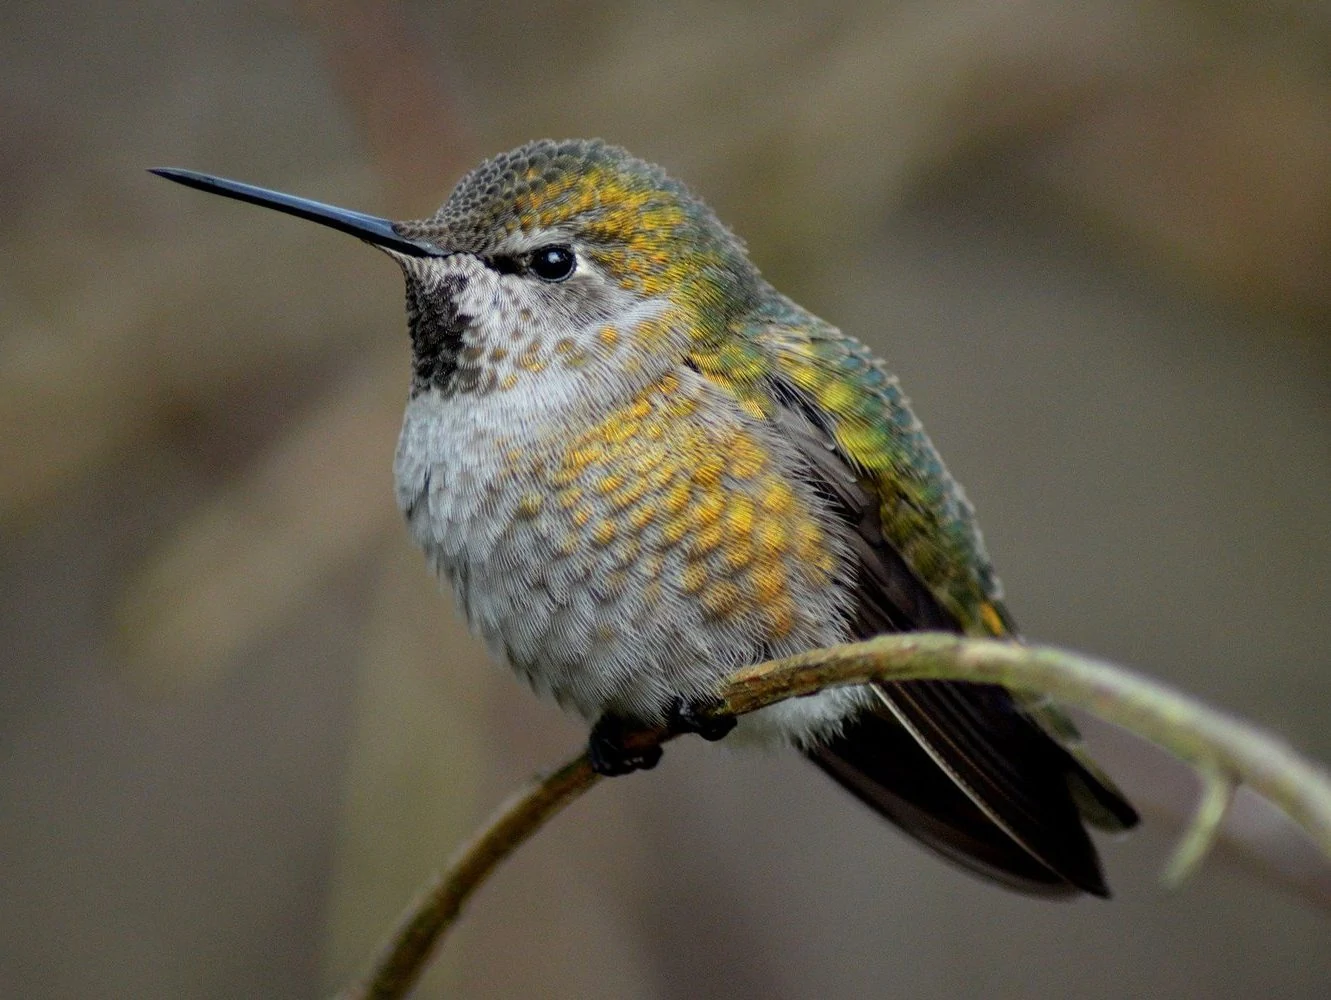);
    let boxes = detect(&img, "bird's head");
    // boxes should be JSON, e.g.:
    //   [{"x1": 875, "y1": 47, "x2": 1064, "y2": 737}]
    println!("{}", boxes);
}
[{"x1": 155, "y1": 140, "x2": 762, "y2": 403}]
